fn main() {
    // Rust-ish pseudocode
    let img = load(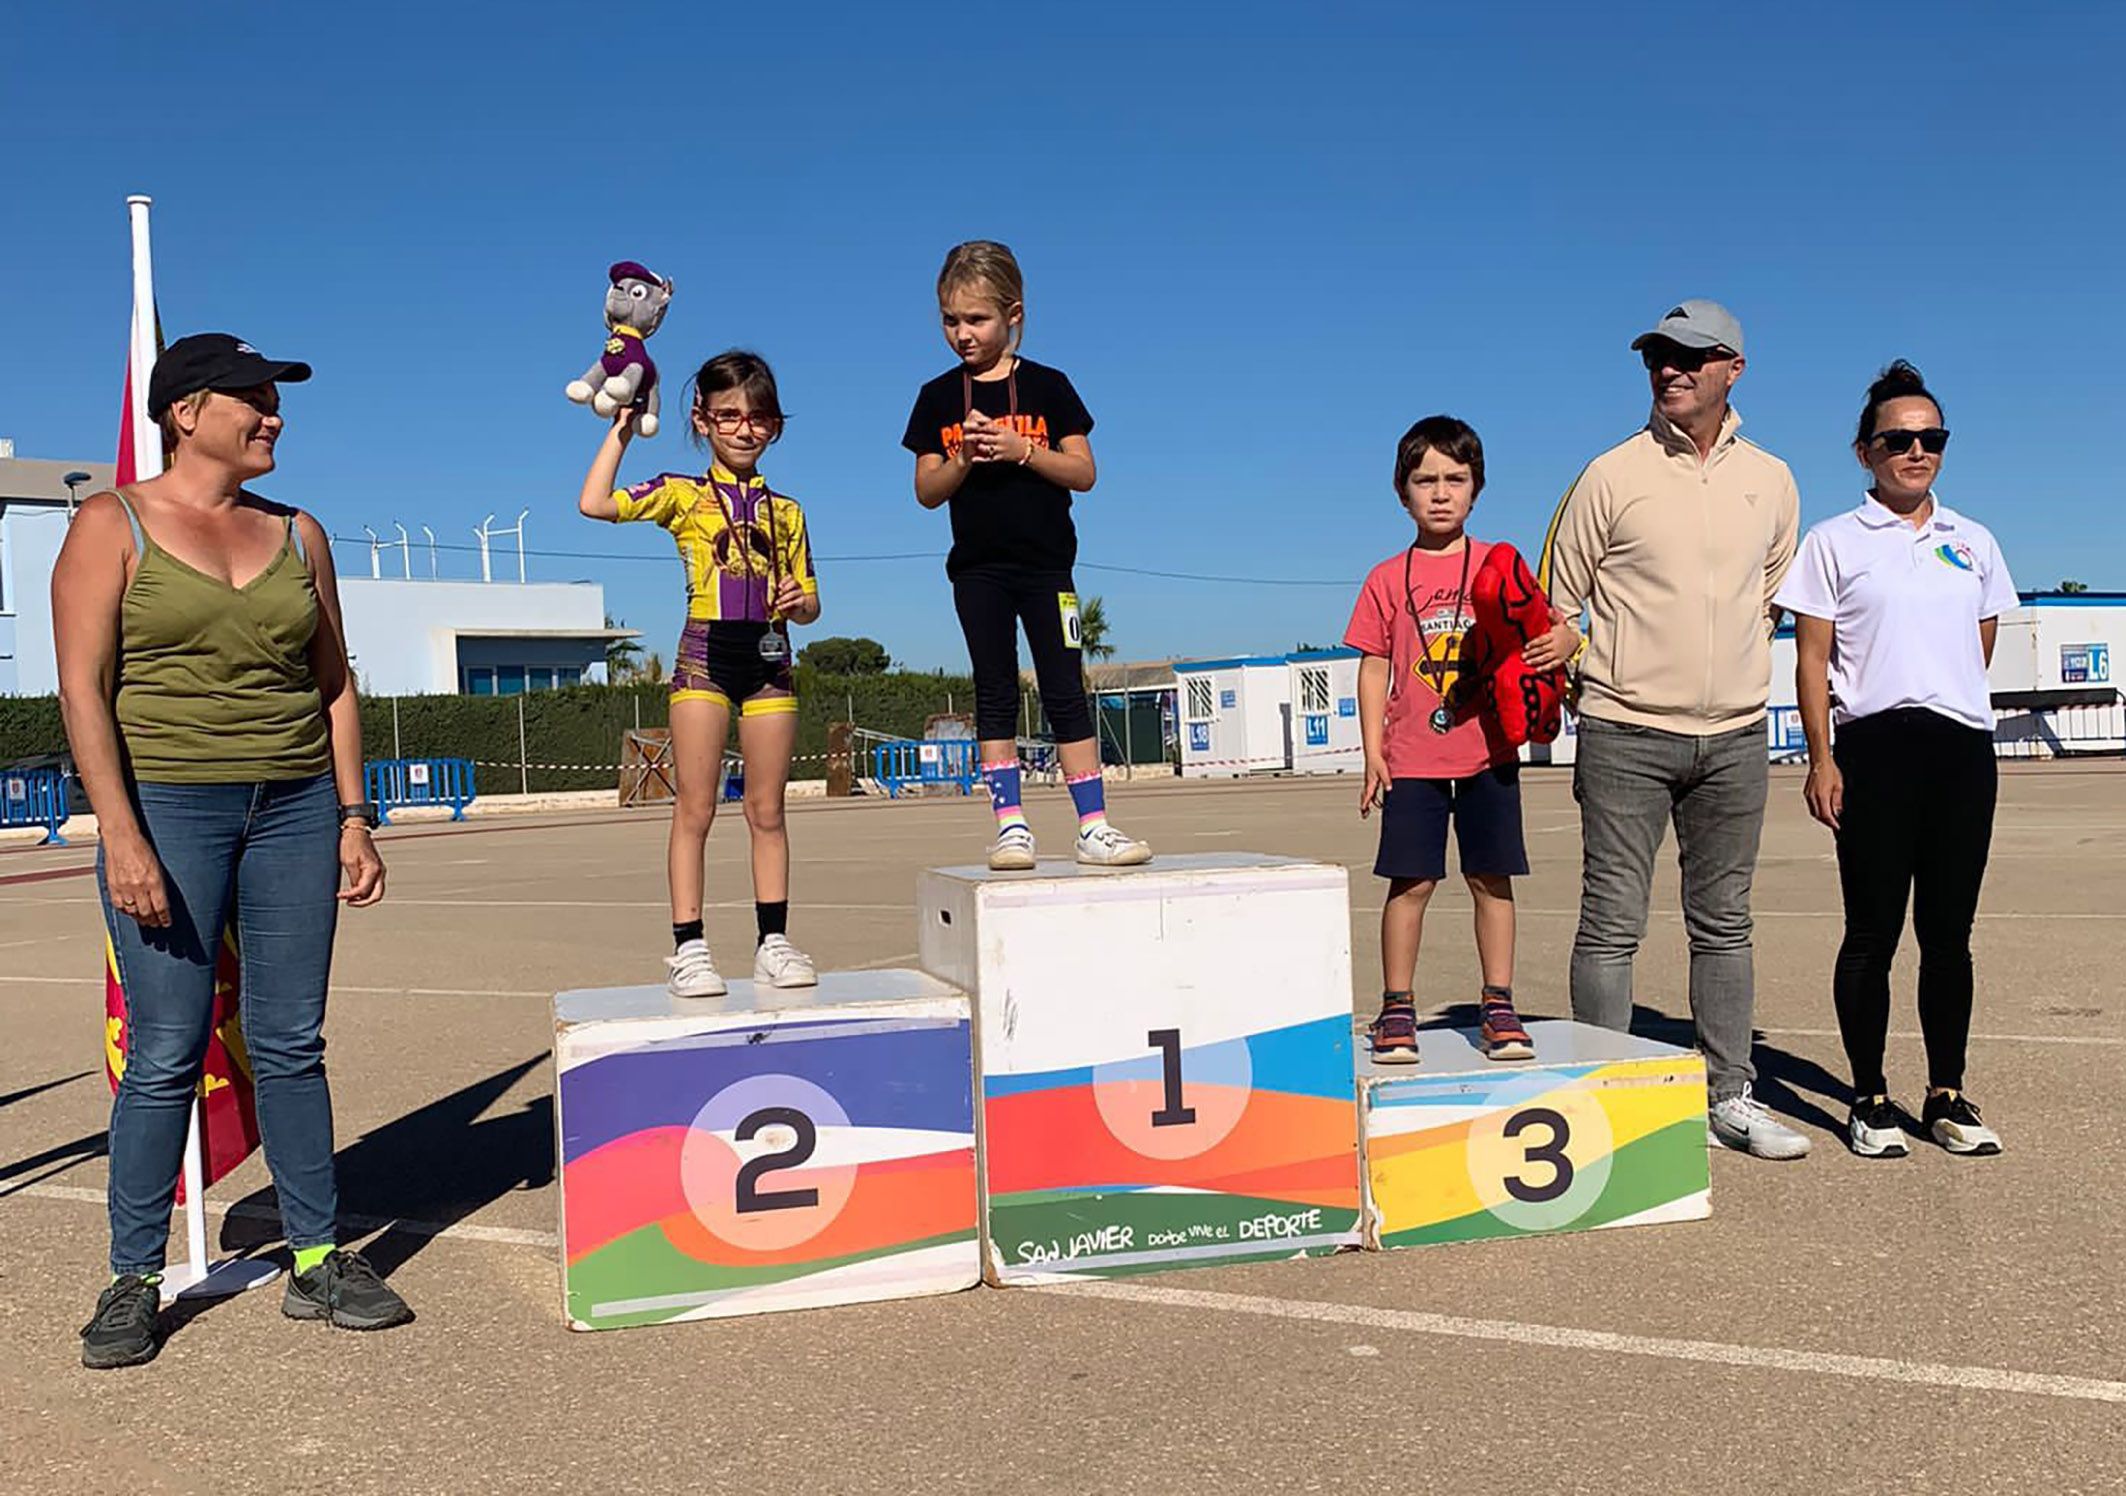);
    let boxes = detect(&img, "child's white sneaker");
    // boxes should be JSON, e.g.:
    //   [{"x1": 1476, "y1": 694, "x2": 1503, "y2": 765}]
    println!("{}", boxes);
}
[
  {"x1": 1076, "y1": 822, "x2": 1152, "y2": 867},
  {"x1": 753, "y1": 934, "x2": 818, "y2": 989},
  {"x1": 988, "y1": 824, "x2": 1038, "y2": 871},
  {"x1": 666, "y1": 938, "x2": 727, "y2": 999}
]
